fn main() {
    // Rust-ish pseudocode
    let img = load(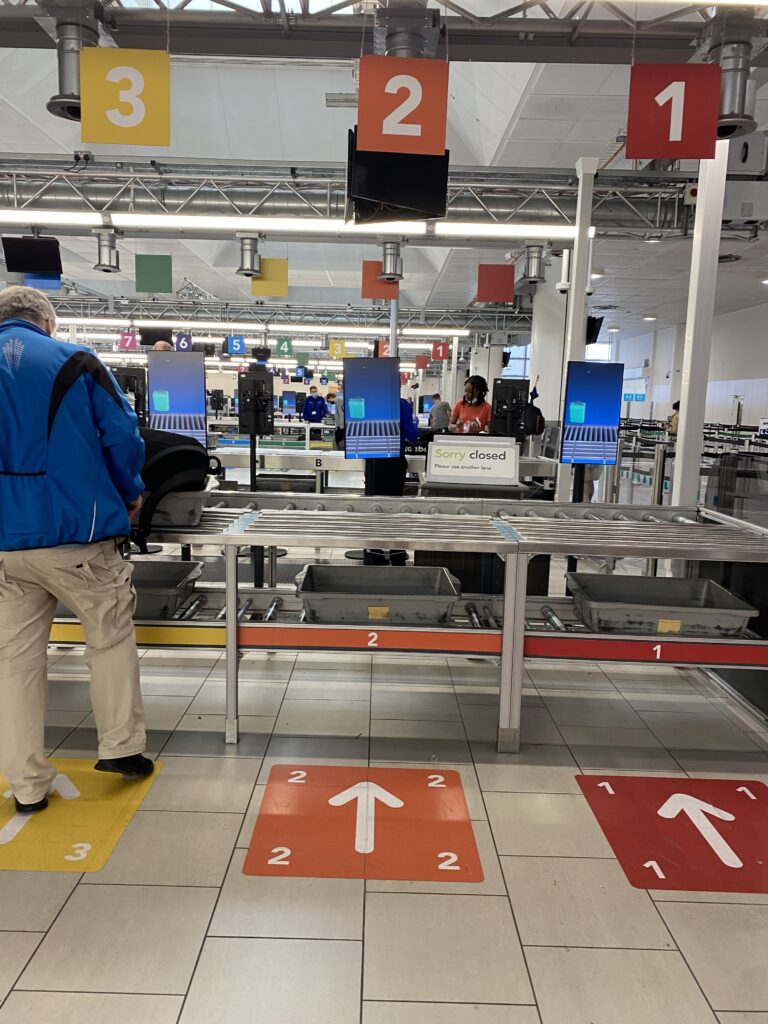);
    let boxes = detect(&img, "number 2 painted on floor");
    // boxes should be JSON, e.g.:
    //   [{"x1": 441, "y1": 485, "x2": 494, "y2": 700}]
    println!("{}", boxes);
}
[
  {"x1": 268, "y1": 847, "x2": 291, "y2": 866},
  {"x1": 368, "y1": 631, "x2": 379, "y2": 648},
  {"x1": 438, "y1": 851, "x2": 461, "y2": 871}
]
